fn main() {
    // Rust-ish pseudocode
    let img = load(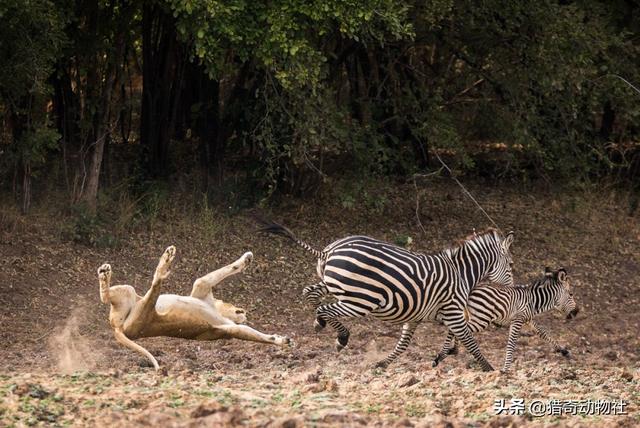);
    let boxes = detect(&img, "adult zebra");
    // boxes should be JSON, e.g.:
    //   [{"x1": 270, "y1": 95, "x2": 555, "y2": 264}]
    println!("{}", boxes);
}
[{"x1": 262, "y1": 224, "x2": 515, "y2": 371}]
